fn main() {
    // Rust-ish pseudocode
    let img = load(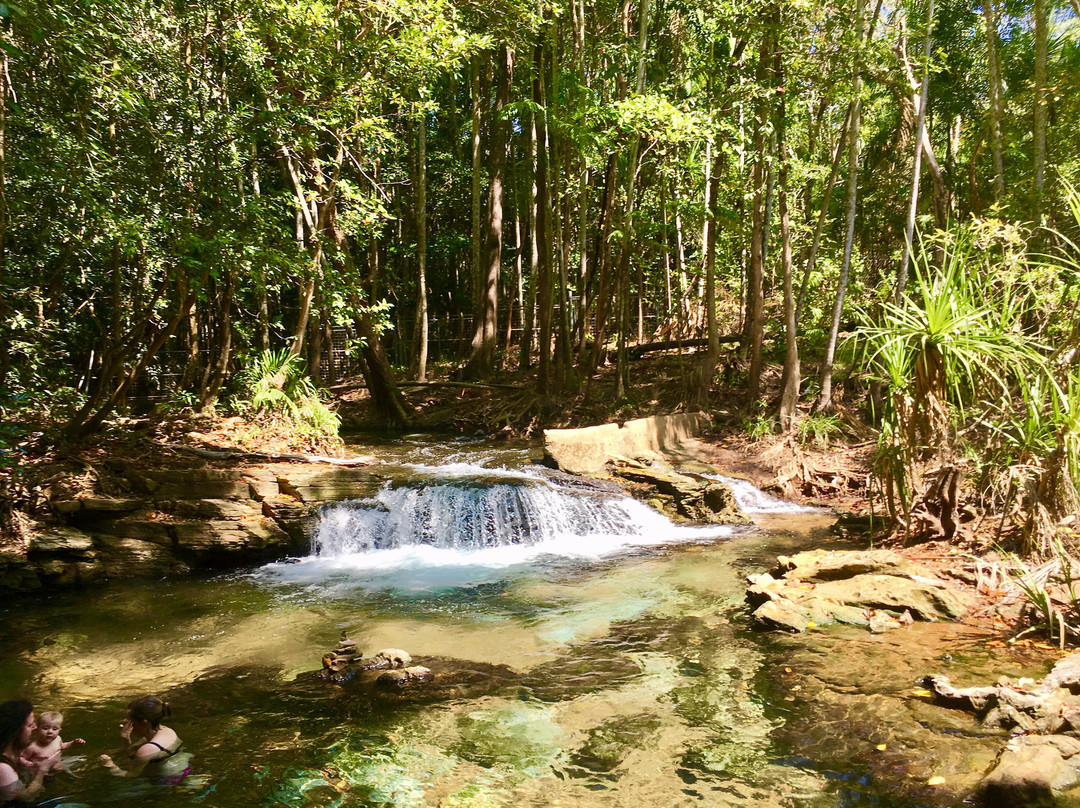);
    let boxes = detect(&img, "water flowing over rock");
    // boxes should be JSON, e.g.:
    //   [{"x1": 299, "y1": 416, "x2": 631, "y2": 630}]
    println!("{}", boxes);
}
[
  {"x1": 746, "y1": 549, "x2": 973, "y2": 632},
  {"x1": 313, "y1": 470, "x2": 675, "y2": 555},
  {"x1": 611, "y1": 465, "x2": 747, "y2": 525}
]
